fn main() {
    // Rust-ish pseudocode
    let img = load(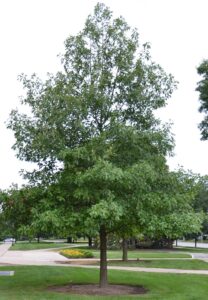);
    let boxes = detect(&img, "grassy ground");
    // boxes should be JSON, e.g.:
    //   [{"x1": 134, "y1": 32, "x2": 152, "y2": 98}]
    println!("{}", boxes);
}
[
  {"x1": 106, "y1": 259, "x2": 208, "y2": 270},
  {"x1": 10, "y1": 242, "x2": 71, "y2": 251},
  {"x1": 0, "y1": 265, "x2": 208, "y2": 299},
  {"x1": 88, "y1": 249, "x2": 191, "y2": 259},
  {"x1": 10, "y1": 243, "x2": 191, "y2": 259},
  {"x1": 174, "y1": 246, "x2": 208, "y2": 253}
]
